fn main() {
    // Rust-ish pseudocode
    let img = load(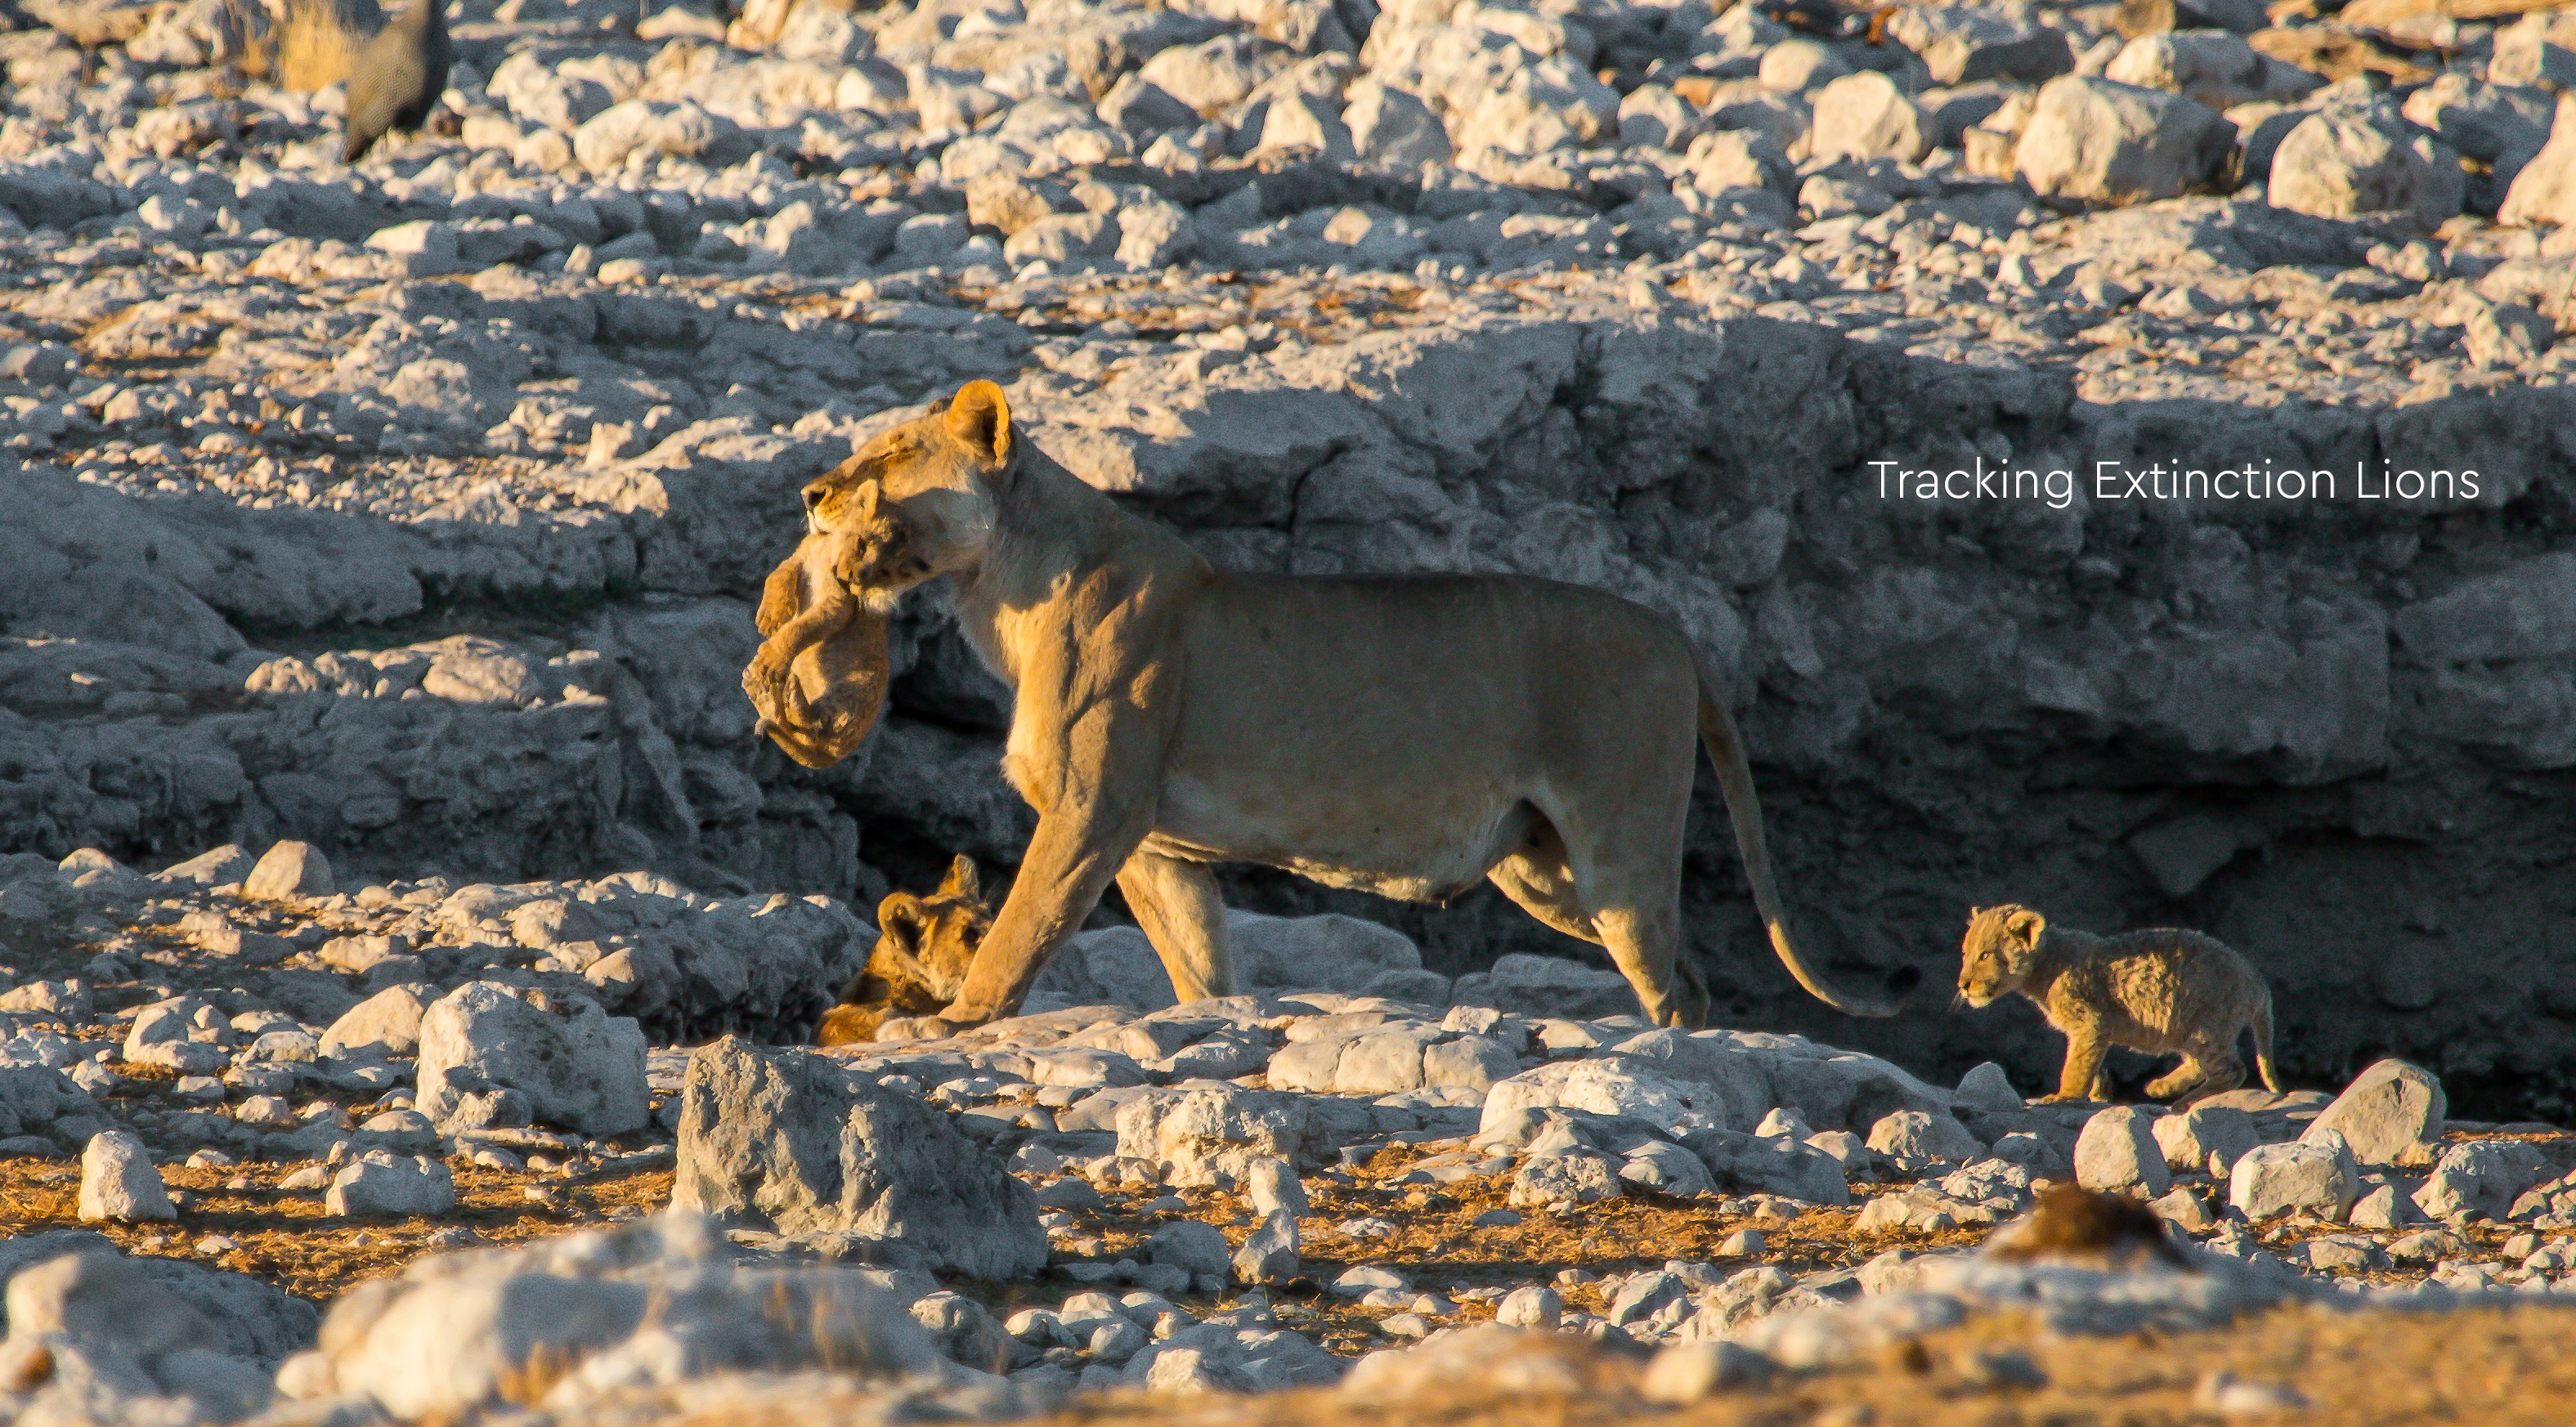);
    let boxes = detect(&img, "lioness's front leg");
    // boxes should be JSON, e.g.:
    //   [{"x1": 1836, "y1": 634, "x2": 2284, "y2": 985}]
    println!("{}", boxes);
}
[
  {"x1": 942, "y1": 696, "x2": 1176, "y2": 1024},
  {"x1": 942, "y1": 799, "x2": 1158, "y2": 1023}
]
